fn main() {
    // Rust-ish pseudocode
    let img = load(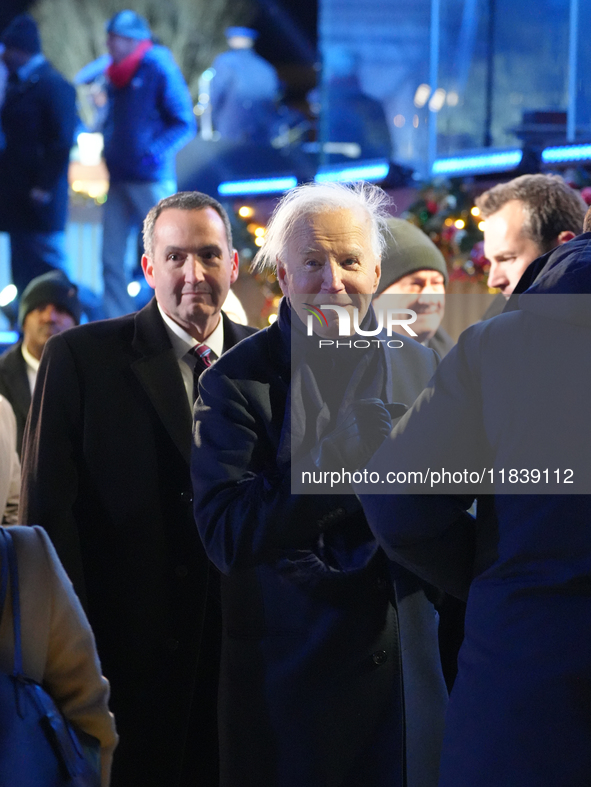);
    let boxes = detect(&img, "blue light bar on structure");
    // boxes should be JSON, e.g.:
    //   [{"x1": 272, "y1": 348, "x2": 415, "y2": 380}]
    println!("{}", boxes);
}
[
  {"x1": 314, "y1": 161, "x2": 390, "y2": 184},
  {"x1": 218, "y1": 176, "x2": 297, "y2": 196},
  {"x1": 432, "y1": 149, "x2": 523, "y2": 176},
  {"x1": 0, "y1": 331, "x2": 18, "y2": 345},
  {"x1": 542, "y1": 144, "x2": 591, "y2": 164}
]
